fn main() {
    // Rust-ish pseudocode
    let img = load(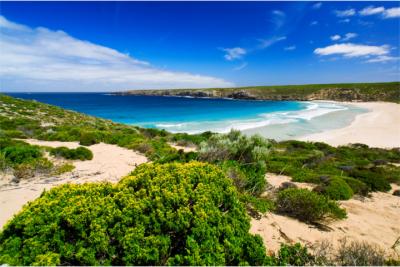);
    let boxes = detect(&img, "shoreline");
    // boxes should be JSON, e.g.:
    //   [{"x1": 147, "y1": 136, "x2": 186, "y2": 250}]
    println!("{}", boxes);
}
[{"x1": 299, "y1": 101, "x2": 400, "y2": 148}]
